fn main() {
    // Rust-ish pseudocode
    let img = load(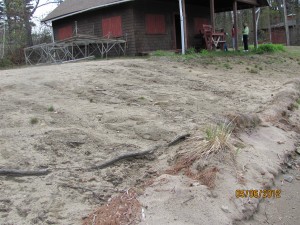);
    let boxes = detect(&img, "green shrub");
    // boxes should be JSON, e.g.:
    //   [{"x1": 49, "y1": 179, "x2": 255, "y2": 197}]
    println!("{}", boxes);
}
[
  {"x1": 200, "y1": 49, "x2": 209, "y2": 56},
  {"x1": 0, "y1": 58, "x2": 14, "y2": 68},
  {"x1": 186, "y1": 47, "x2": 196, "y2": 54},
  {"x1": 254, "y1": 44, "x2": 285, "y2": 54}
]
